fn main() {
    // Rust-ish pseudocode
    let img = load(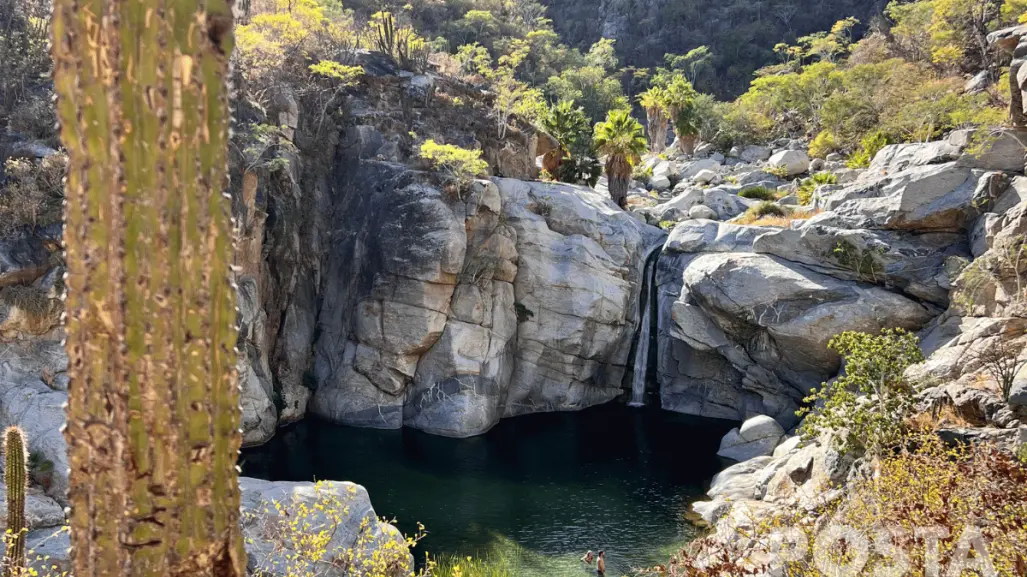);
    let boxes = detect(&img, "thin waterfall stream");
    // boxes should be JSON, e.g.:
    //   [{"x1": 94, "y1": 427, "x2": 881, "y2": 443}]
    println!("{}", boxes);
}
[{"x1": 629, "y1": 244, "x2": 664, "y2": 407}]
